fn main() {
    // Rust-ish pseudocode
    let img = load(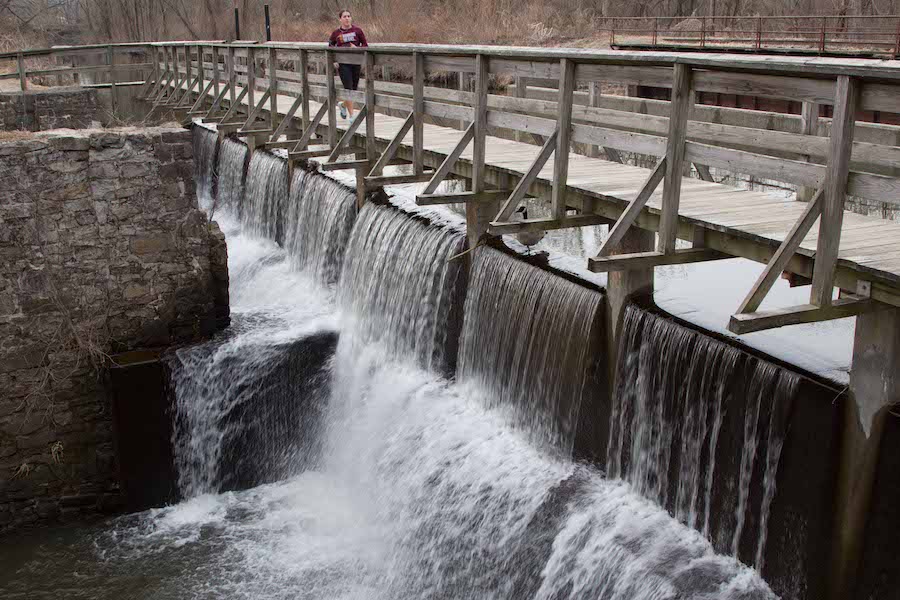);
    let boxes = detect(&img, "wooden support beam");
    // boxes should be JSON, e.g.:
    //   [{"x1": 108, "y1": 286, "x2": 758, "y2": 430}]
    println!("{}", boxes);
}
[
  {"x1": 290, "y1": 101, "x2": 329, "y2": 155},
  {"x1": 368, "y1": 112, "x2": 415, "y2": 177},
  {"x1": 489, "y1": 214, "x2": 610, "y2": 235},
  {"x1": 729, "y1": 297, "x2": 876, "y2": 335},
  {"x1": 107, "y1": 45, "x2": 118, "y2": 112},
  {"x1": 595, "y1": 157, "x2": 667, "y2": 258},
  {"x1": 17, "y1": 52, "x2": 25, "y2": 91},
  {"x1": 420, "y1": 123, "x2": 474, "y2": 194},
  {"x1": 326, "y1": 49, "x2": 337, "y2": 148},
  {"x1": 325, "y1": 105, "x2": 368, "y2": 162},
  {"x1": 320, "y1": 158, "x2": 369, "y2": 171},
  {"x1": 657, "y1": 62, "x2": 693, "y2": 254},
  {"x1": 187, "y1": 79, "x2": 215, "y2": 114},
  {"x1": 472, "y1": 54, "x2": 489, "y2": 194},
  {"x1": 494, "y1": 130, "x2": 558, "y2": 222},
  {"x1": 737, "y1": 189, "x2": 823, "y2": 315},
  {"x1": 227, "y1": 47, "x2": 236, "y2": 106},
  {"x1": 797, "y1": 100, "x2": 820, "y2": 203},
  {"x1": 239, "y1": 87, "x2": 271, "y2": 131},
  {"x1": 266, "y1": 138, "x2": 307, "y2": 149},
  {"x1": 365, "y1": 172, "x2": 437, "y2": 189},
  {"x1": 268, "y1": 94, "x2": 304, "y2": 142},
  {"x1": 551, "y1": 57, "x2": 575, "y2": 220},
  {"x1": 365, "y1": 51, "x2": 376, "y2": 167},
  {"x1": 268, "y1": 47, "x2": 277, "y2": 129},
  {"x1": 200, "y1": 82, "x2": 232, "y2": 119},
  {"x1": 299, "y1": 49, "x2": 310, "y2": 134},
  {"x1": 211, "y1": 46, "x2": 220, "y2": 101},
  {"x1": 587, "y1": 248, "x2": 727, "y2": 273},
  {"x1": 694, "y1": 163, "x2": 714, "y2": 182},
  {"x1": 217, "y1": 86, "x2": 249, "y2": 125},
  {"x1": 246, "y1": 46, "x2": 256, "y2": 115},
  {"x1": 413, "y1": 51, "x2": 425, "y2": 175},
  {"x1": 811, "y1": 75, "x2": 860, "y2": 307},
  {"x1": 416, "y1": 190, "x2": 511, "y2": 206},
  {"x1": 289, "y1": 145, "x2": 332, "y2": 159}
]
